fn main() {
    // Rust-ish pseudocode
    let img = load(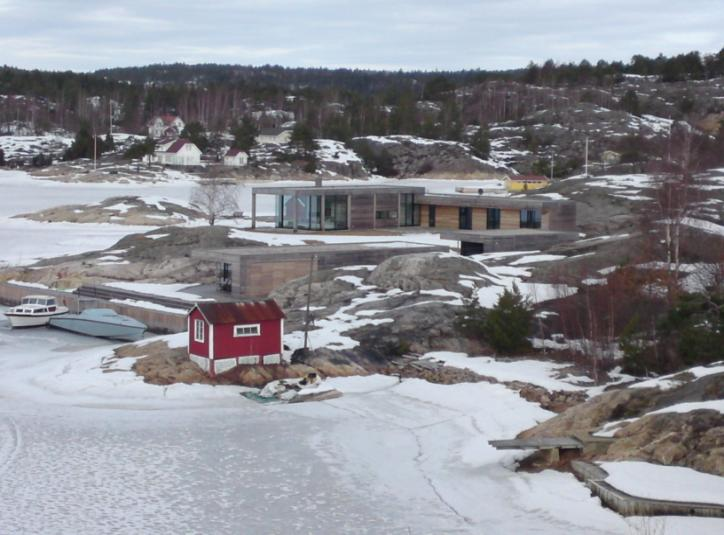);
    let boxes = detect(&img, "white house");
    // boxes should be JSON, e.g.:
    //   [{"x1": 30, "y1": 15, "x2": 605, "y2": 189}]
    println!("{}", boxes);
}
[
  {"x1": 223, "y1": 147, "x2": 249, "y2": 167},
  {"x1": 147, "y1": 114, "x2": 185, "y2": 139},
  {"x1": 255, "y1": 127, "x2": 293, "y2": 145},
  {"x1": 154, "y1": 138, "x2": 201, "y2": 166}
]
